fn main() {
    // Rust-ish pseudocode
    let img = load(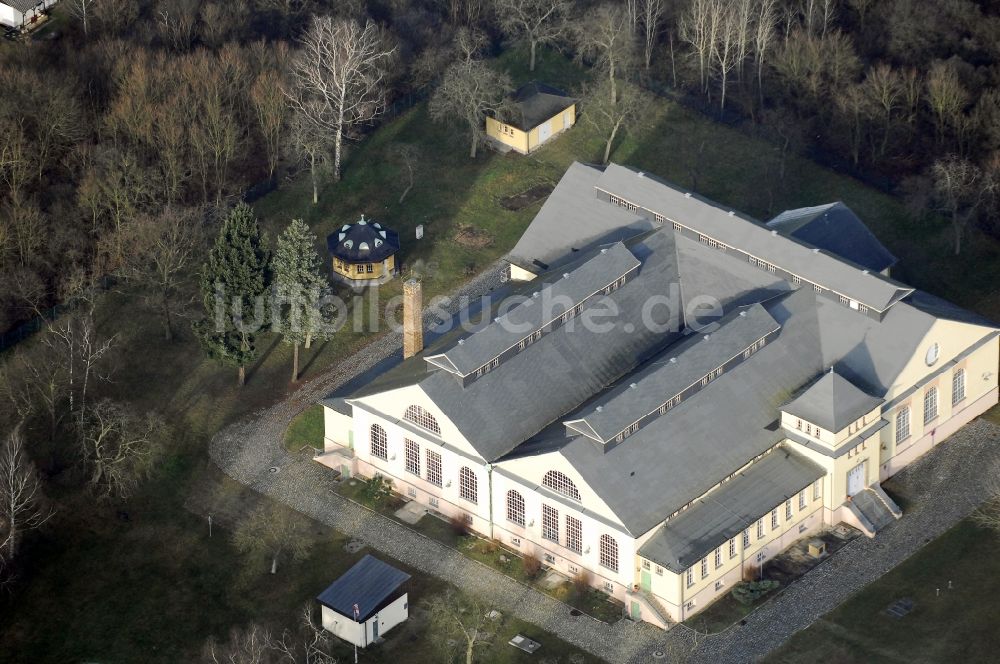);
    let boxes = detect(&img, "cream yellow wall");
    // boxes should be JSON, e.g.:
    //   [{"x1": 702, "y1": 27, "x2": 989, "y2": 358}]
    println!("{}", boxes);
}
[
  {"x1": 886, "y1": 319, "x2": 997, "y2": 402},
  {"x1": 333, "y1": 255, "x2": 395, "y2": 281},
  {"x1": 323, "y1": 406, "x2": 353, "y2": 450},
  {"x1": 526, "y1": 105, "x2": 576, "y2": 152},
  {"x1": 509, "y1": 263, "x2": 538, "y2": 282},
  {"x1": 780, "y1": 405, "x2": 881, "y2": 451},
  {"x1": 485, "y1": 117, "x2": 529, "y2": 153}
]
